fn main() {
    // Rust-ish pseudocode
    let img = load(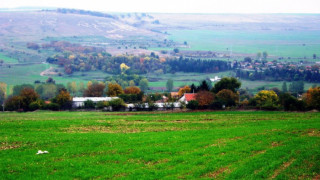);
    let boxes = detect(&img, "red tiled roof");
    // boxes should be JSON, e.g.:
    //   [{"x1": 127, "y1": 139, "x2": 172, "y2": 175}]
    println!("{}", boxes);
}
[{"x1": 185, "y1": 93, "x2": 197, "y2": 102}]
